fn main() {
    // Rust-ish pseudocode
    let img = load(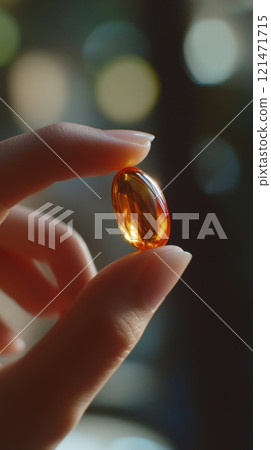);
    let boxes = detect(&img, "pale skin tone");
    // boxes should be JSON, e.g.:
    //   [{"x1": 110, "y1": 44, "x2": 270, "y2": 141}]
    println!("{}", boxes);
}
[{"x1": 0, "y1": 123, "x2": 191, "y2": 449}]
